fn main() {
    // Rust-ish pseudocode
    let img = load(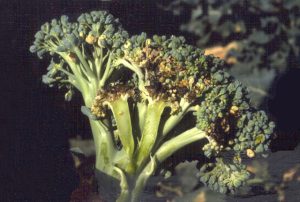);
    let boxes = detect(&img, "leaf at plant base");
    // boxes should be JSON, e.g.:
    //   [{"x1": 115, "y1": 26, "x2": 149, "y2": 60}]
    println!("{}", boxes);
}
[{"x1": 175, "y1": 160, "x2": 199, "y2": 192}]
